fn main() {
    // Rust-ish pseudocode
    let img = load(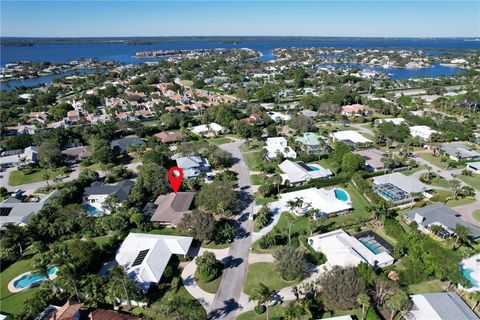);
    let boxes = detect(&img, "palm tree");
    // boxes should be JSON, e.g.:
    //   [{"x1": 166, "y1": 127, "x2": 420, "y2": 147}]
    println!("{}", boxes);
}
[
  {"x1": 429, "y1": 224, "x2": 446, "y2": 239},
  {"x1": 357, "y1": 293, "x2": 371, "y2": 320},
  {"x1": 271, "y1": 173, "x2": 283, "y2": 195},
  {"x1": 386, "y1": 291, "x2": 411, "y2": 320},
  {"x1": 32, "y1": 252, "x2": 59, "y2": 291},
  {"x1": 57, "y1": 263, "x2": 82, "y2": 302},
  {"x1": 107, "y1": 265, "x2": 133, "y2": 309},
  {"x1": 451, "y1": 224, "x2": 472, "y2": 249},
  {"x1": 249, "y1": 282, "x2": 275, "y2": 320}
]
